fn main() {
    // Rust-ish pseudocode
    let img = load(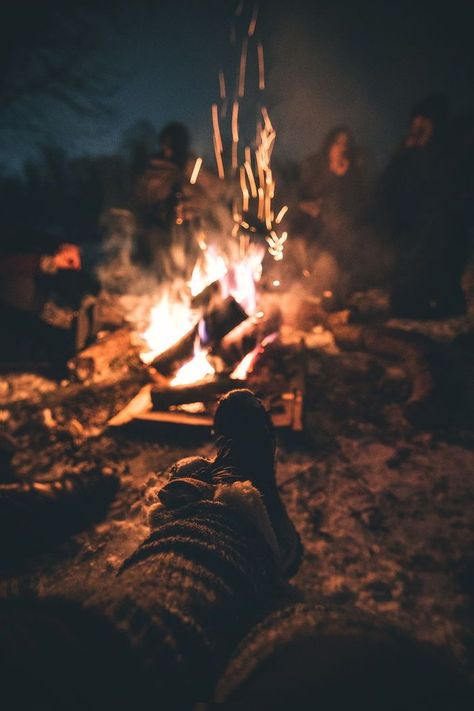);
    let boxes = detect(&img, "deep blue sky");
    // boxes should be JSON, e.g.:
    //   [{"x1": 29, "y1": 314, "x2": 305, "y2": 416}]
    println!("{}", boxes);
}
[{"x1": 2, "y1": 0, "x2": 473, "y2": 172}]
